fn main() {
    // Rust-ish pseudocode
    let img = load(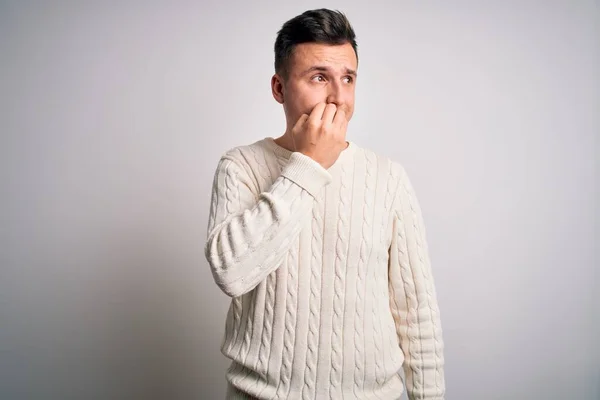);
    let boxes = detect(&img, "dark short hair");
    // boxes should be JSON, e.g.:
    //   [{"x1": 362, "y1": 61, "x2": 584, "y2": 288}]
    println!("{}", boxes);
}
[{"x1": 274, "y1": 9, "x2": 358, "y2": 79}]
